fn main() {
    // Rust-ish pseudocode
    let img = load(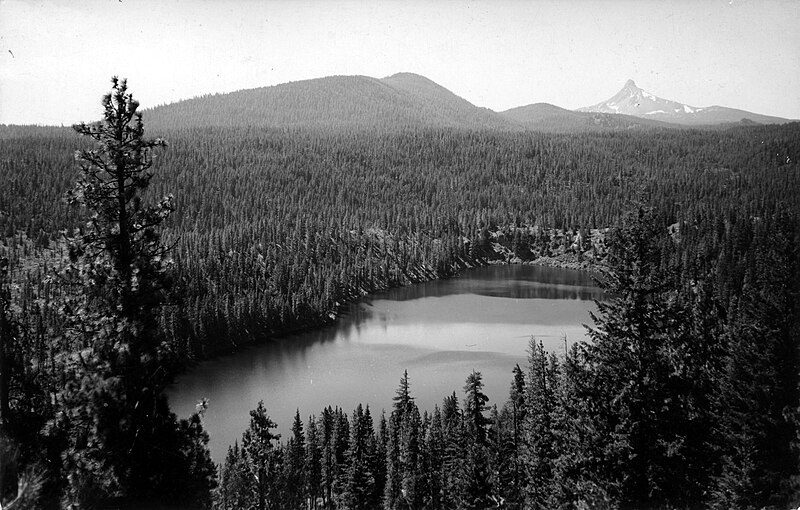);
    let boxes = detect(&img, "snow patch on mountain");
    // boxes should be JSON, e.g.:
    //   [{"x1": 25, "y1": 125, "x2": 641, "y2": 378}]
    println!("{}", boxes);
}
[
  {"x1": 576, "y1": 79, "x2": 791, "y2": 126},
  {"x1": 576, "y1": 79, "x2": 695, "y2": 118}
]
